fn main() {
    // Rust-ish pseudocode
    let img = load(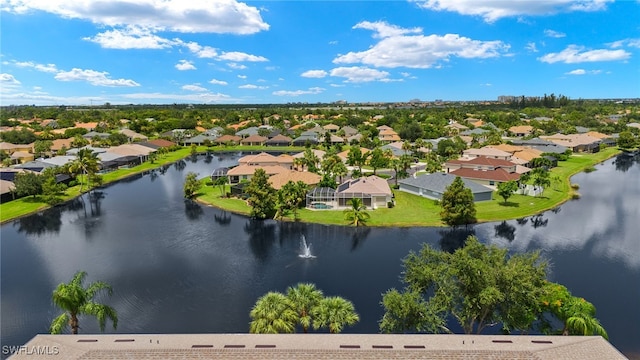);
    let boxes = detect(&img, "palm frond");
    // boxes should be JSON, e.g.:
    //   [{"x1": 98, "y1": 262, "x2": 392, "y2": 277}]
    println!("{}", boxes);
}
[{"x1": 49, "y1": 313, "x2": 69, "y2": 334}]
